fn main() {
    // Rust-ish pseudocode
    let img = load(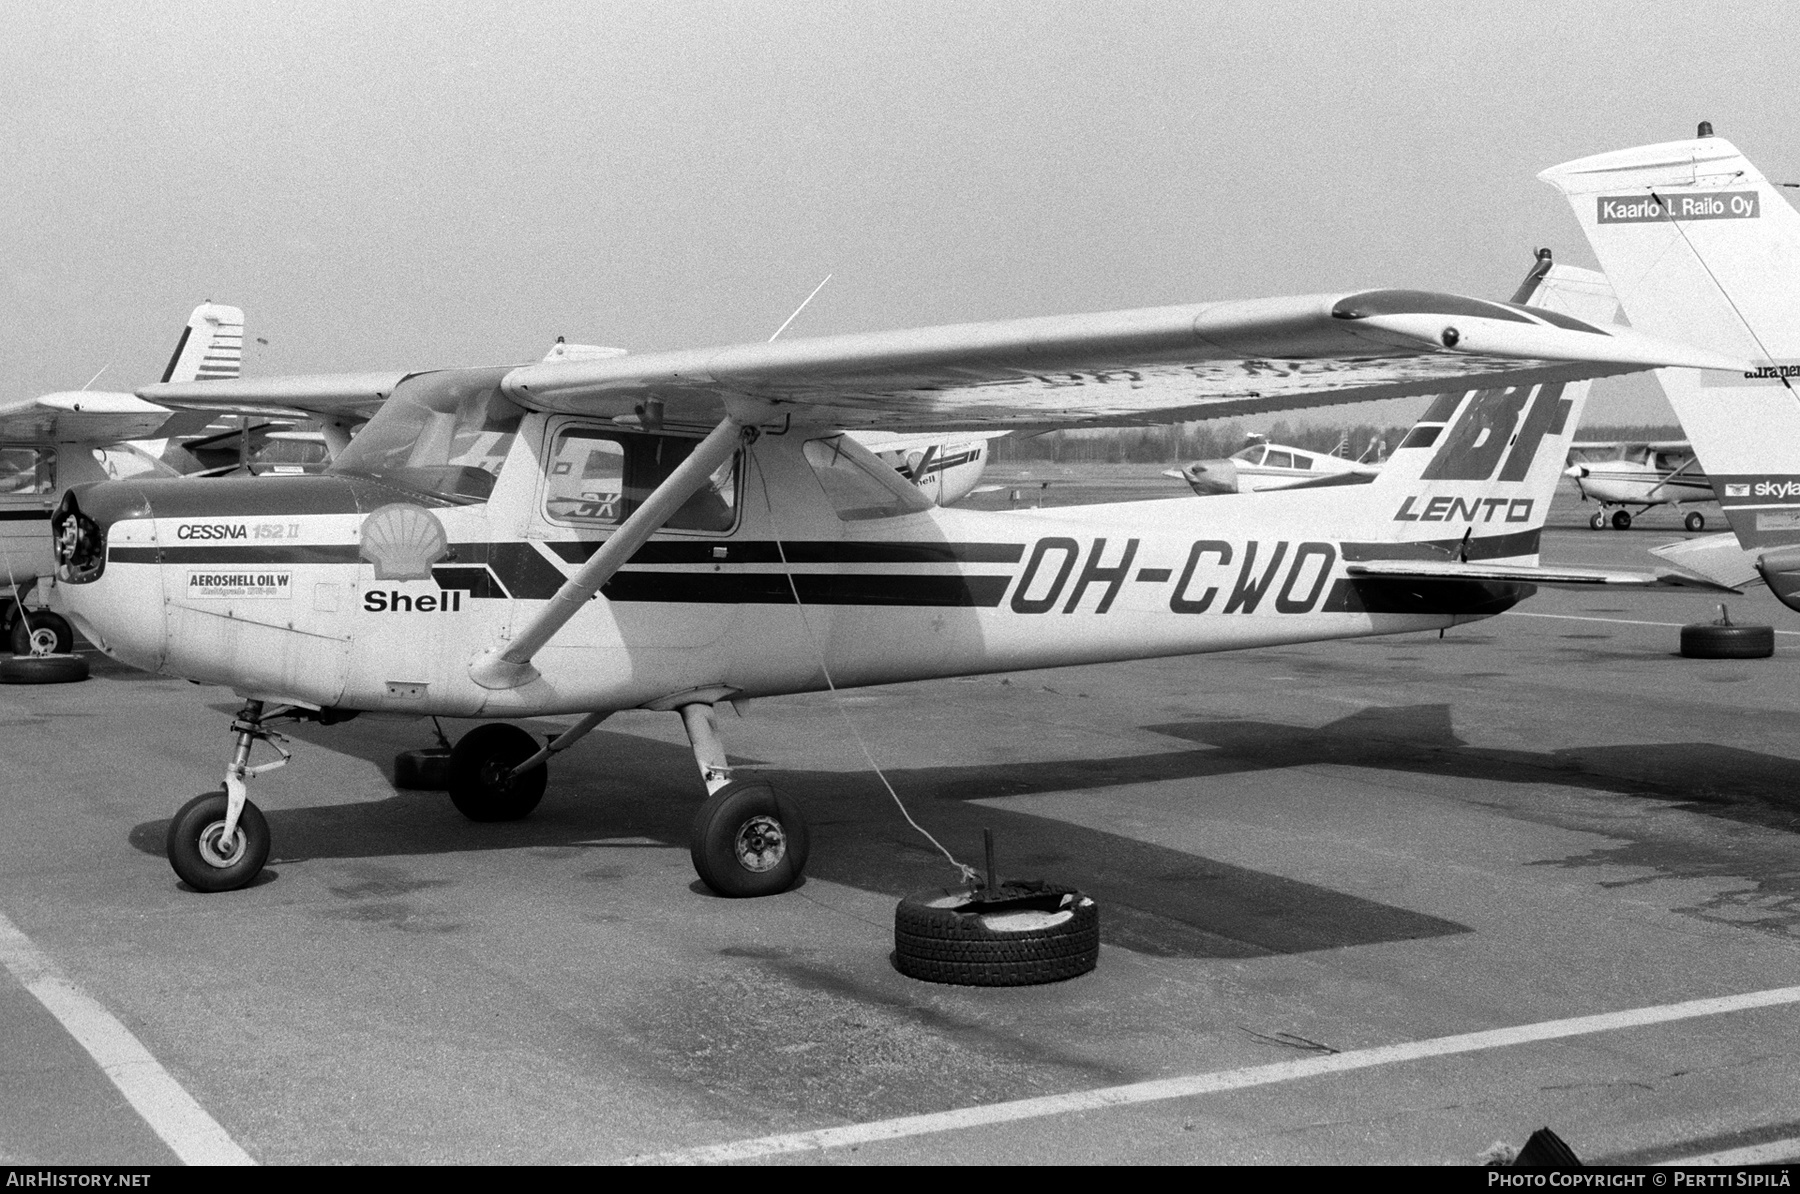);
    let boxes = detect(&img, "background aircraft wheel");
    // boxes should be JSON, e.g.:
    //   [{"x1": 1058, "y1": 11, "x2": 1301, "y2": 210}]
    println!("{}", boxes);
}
[
  {"x1": 447, "y1": 724, "x2": 546, "y2": 821},
  {"x1": 166, "y1": 791, "x2": 270, "y2": 893},
  {"x1": 1588, "y1": 510, "x2": 1606, "y2": 530},
  {"x1": 690, "y1": 780, "x2": 809, "y2": 898},
  {"x1": 394, "y1": 746, "x2": 452, "y2": 790},
  {"x1": 9, "y1": 610, "x2": 73, "y2": 656},
  {"x1": 1681, "y1": 622, "x2": 1774, "y2": 659},
  {"x1": 1610, "y1": 509, "x2": 1633, "y2": 530},
  {"x1": 0, "y1": 654, "x2": 88, "y2": 684},
  {"x1": 1685, "y1": 510, "x2": 1706, "y2": 532},
  {"x1": 894, "y1": 882, "x2": 1099, "y2": 986}
]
